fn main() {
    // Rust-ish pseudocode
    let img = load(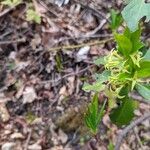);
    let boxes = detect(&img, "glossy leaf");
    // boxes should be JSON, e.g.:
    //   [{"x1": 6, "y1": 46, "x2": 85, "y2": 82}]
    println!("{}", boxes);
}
[{"x1": 110, "y1": 98, "x2": 137, "y2": 126}]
